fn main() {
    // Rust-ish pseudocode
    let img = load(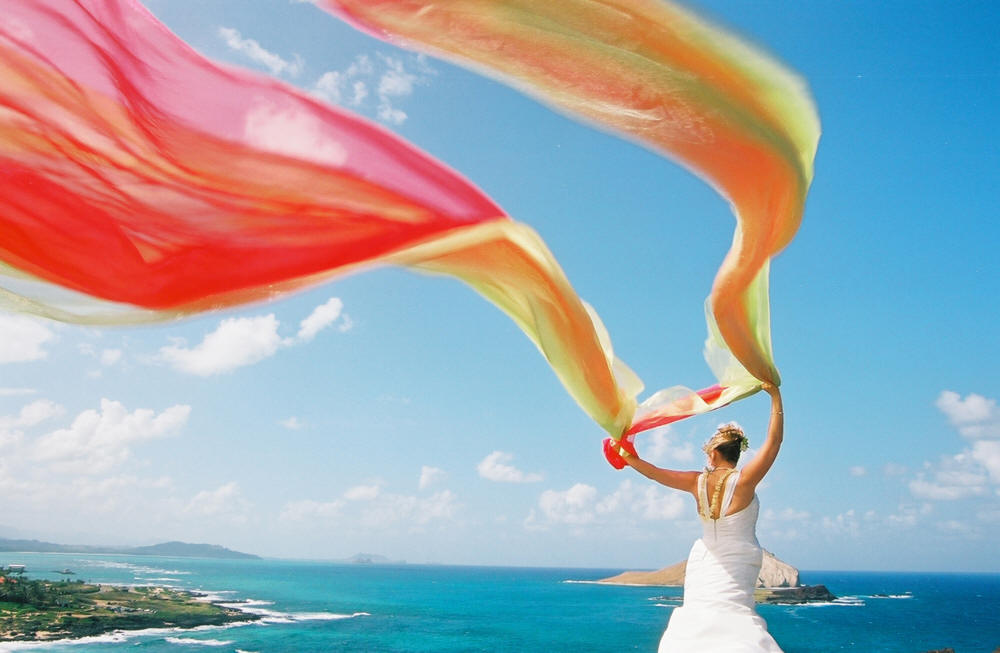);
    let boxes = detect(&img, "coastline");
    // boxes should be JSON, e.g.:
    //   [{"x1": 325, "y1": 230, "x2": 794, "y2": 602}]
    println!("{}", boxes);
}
[{"x1": 0, "y1": 582, "x2": 258, "y2": 644}]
